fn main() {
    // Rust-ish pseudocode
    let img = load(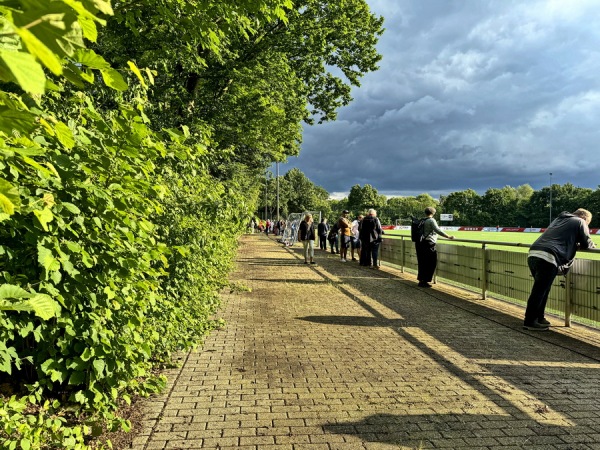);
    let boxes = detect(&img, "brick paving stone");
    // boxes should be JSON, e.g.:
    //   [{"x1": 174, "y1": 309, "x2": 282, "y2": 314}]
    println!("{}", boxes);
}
[{"x1": 126, "y1": 235, "x2": 600, "y2": 450}]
